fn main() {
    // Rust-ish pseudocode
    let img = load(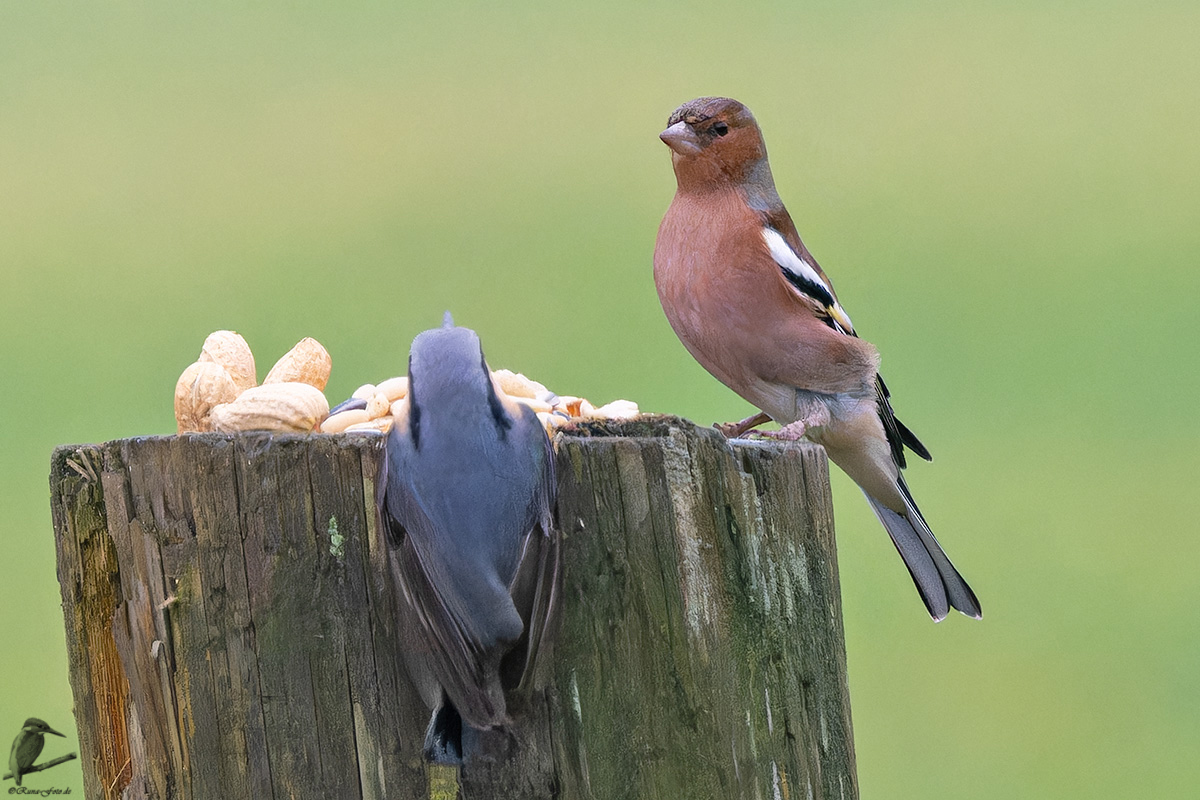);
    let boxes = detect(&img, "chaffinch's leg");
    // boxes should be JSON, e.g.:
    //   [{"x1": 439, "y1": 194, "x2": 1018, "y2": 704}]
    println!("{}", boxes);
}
[
  {"x1": 754, "y1": 403, "x2": 832, "y2": 442},
  {"x1": 714, "y1": 411, "x2": 771, "y2": 438}
]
